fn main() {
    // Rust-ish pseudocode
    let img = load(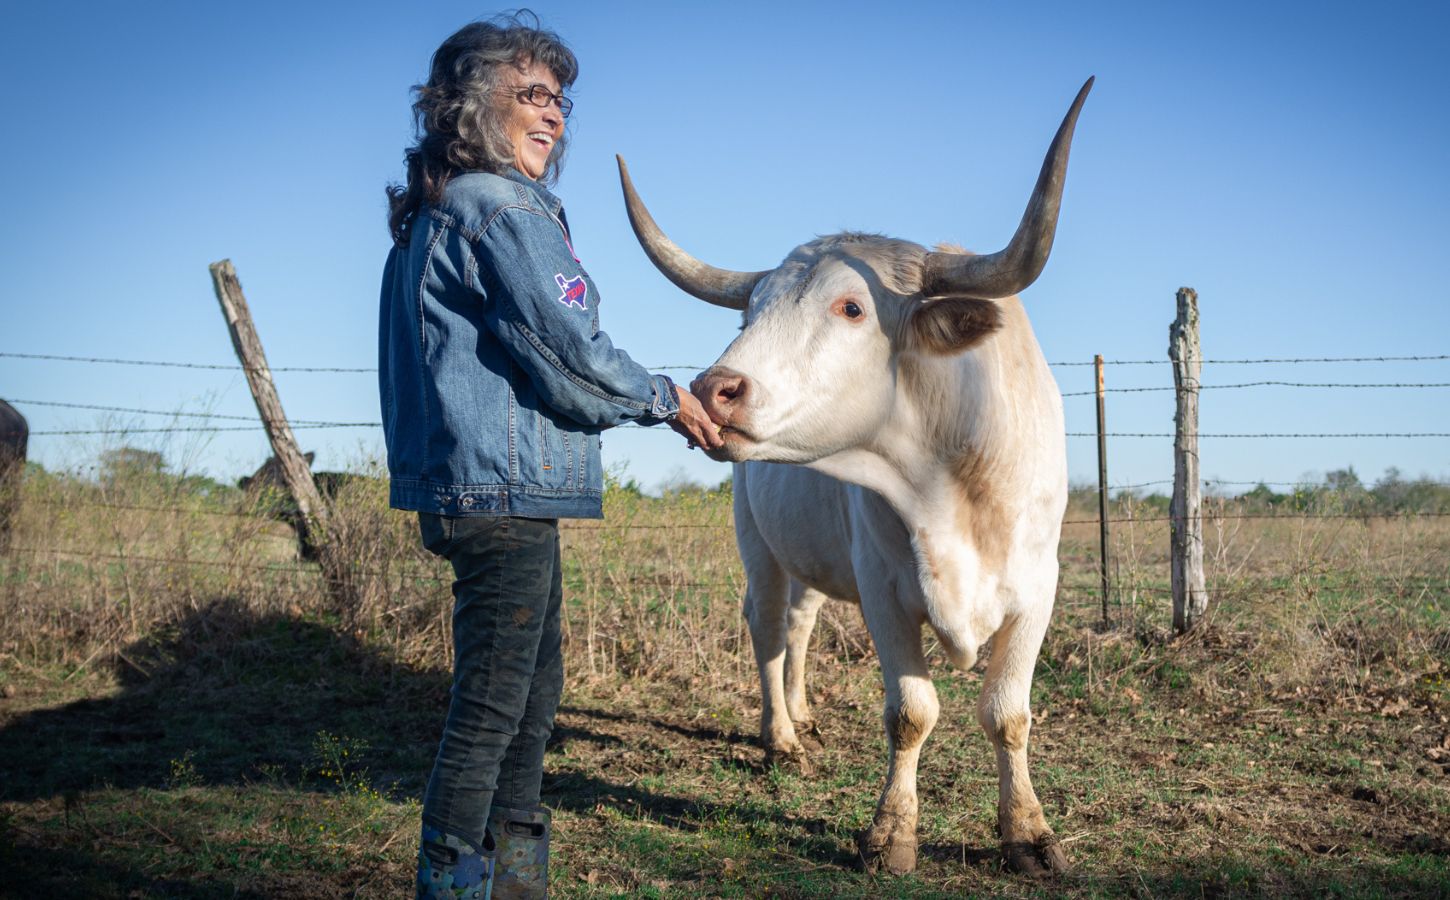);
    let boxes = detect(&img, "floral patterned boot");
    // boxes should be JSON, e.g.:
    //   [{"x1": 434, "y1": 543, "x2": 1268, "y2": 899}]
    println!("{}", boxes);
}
[
  {"x1": 417, "y1": 824, "x2": 495, "y2": 900},
  {"x1": 487, "y1": 806, "x2": 550, "y2": 898}
]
